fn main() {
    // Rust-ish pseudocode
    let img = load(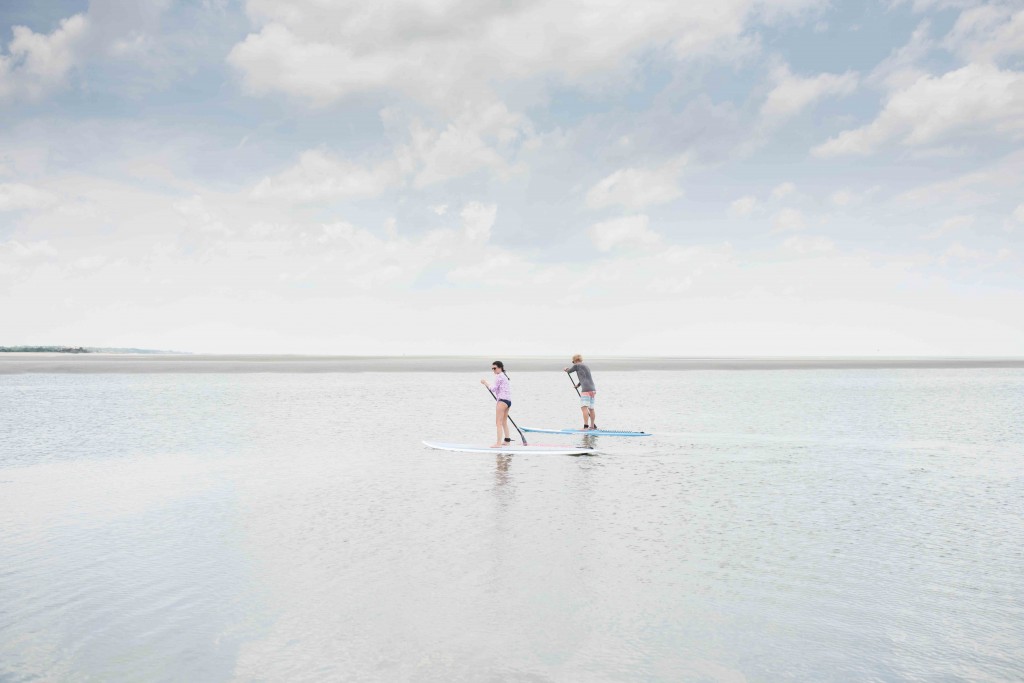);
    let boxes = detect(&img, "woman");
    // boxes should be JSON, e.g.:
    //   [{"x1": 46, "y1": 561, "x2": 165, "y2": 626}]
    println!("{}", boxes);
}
[
  {"x1": 481, "y1": 360, "x2": 512, "y2": 447},
  {"x1": 564, "y1": 353, "x2": 597, "y2": 430}
]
